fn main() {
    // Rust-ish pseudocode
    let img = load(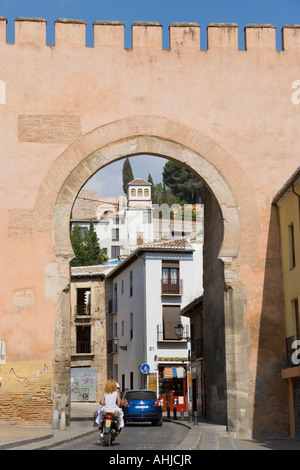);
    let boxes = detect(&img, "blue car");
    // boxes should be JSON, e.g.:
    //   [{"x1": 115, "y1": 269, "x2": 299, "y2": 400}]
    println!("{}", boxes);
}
[{"x1": 122, "y1": 390, "x2": 163, "y2": 426}]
